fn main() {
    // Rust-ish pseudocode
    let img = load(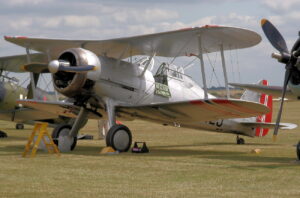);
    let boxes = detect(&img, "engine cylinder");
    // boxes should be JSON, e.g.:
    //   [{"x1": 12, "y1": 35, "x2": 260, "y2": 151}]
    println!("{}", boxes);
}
[{"x1": 52, "y1": 48, "x2": 100, "y2": 98}]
